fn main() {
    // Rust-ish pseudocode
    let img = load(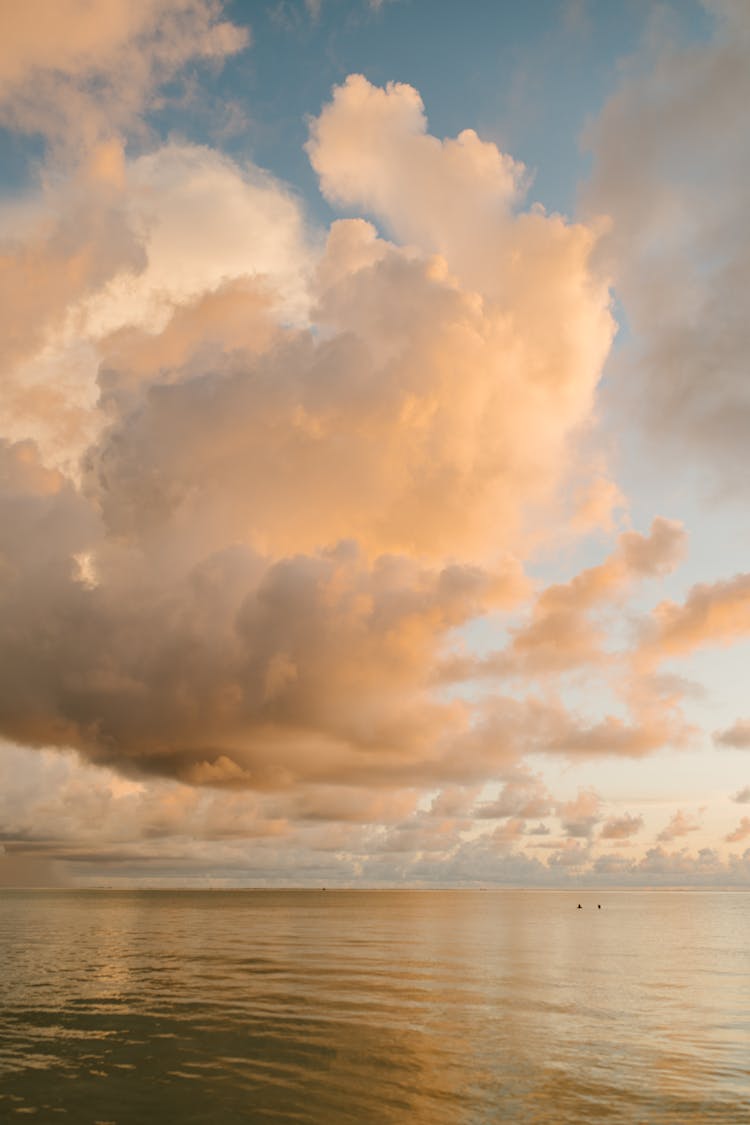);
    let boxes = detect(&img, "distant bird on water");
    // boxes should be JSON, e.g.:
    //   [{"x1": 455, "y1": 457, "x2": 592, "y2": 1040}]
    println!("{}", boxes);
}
[{"x1": 577, "y1": 903, "x2": 582, "y2": 909}]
